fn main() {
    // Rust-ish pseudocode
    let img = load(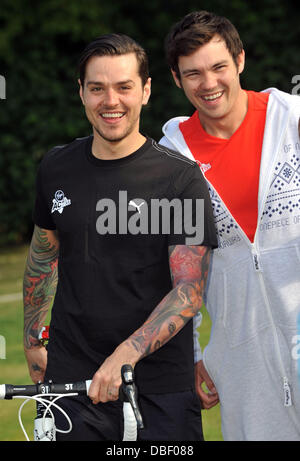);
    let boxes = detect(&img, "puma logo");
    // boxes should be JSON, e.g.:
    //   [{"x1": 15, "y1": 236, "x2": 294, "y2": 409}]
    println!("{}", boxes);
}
[{"x1": 129, "y1": 200, "x2": 145, "y2": 214}]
